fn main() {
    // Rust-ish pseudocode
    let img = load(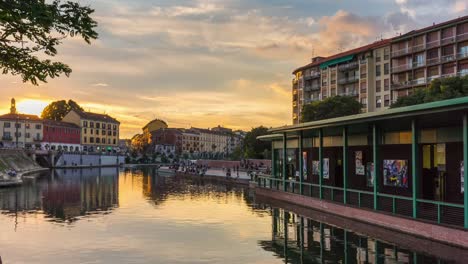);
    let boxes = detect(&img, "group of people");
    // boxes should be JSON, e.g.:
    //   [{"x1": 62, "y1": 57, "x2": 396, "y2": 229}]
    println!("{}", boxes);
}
[{"x1": 178, "y1": 163, "x2": 209, "y2": 176}]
